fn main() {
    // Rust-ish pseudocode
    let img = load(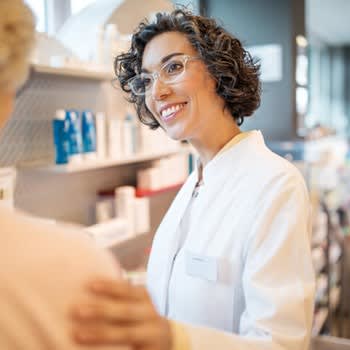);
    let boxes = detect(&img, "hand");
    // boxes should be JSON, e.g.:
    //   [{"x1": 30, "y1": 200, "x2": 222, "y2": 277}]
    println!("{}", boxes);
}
[{"x1": 71, "y1": 278, "x2": 172, "y2": 350}]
